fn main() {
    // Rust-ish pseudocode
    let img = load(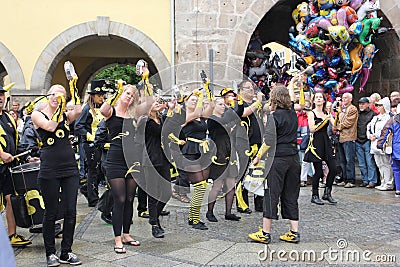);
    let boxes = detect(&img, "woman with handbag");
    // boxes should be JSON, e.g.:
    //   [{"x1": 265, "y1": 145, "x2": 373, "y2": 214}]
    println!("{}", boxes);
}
[
  {"x1": 31, "y1": 83, "x2": 82, "y2": 266},
  {"x1": 367, "y1": 97, "x2": 393, "y2": 191},
  {"x1": 304, "y1": 92, "x2": 337, "y2": 205},
  {"x1": 377, "y1": 103, "x2": 400, "y2": 198}
]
